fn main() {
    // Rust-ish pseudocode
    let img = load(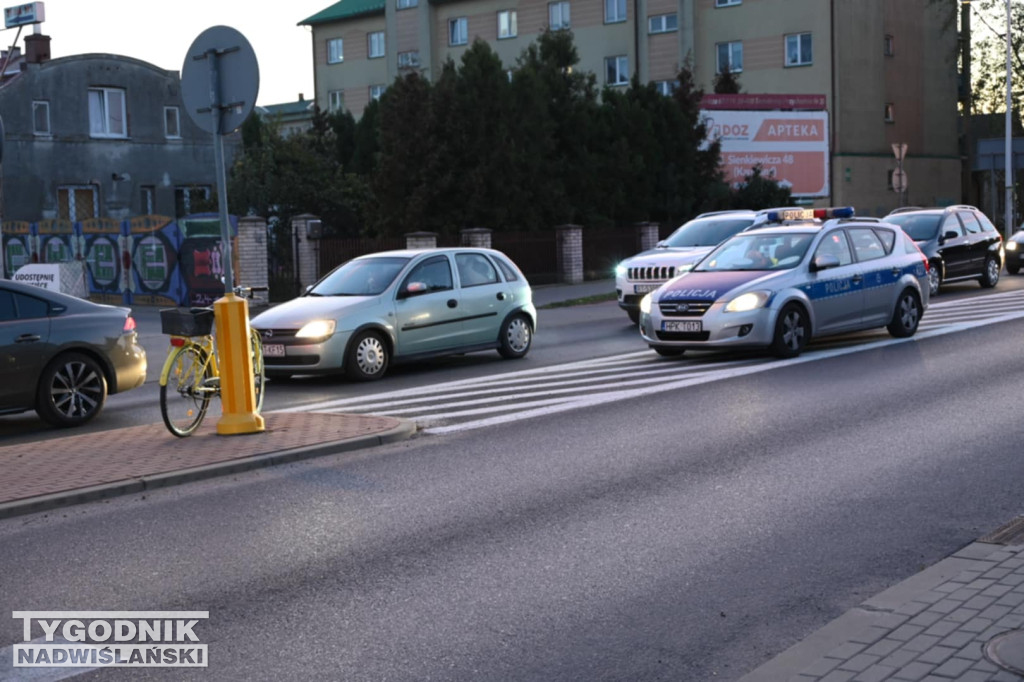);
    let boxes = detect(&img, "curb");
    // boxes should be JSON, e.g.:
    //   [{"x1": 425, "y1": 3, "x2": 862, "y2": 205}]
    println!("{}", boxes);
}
[{"x1": 0, "y1": 420, "x2": 417, "y2": 521}]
